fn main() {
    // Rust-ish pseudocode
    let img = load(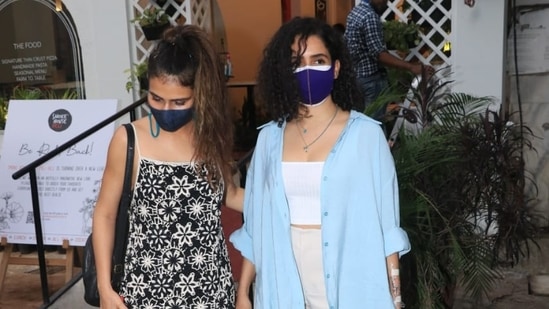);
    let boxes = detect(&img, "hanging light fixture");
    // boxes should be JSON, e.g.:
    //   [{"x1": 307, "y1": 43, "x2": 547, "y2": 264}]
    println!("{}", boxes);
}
[{"x1": 55, "y1": 0, "x2": 62, "y2": 12}]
